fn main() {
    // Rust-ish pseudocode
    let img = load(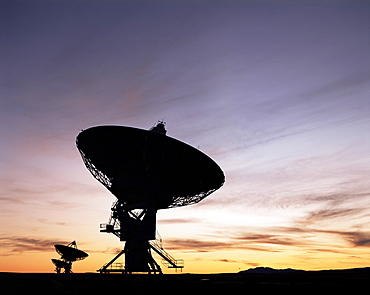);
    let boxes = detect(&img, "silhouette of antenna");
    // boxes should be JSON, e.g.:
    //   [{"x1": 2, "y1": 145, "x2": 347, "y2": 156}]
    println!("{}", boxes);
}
[
  {"x1": 76, "y1": 122, "x2": 224, "y2": 274},
  {"x1": 51, "y1": 241, "x2": 88, "y2": 274}
]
